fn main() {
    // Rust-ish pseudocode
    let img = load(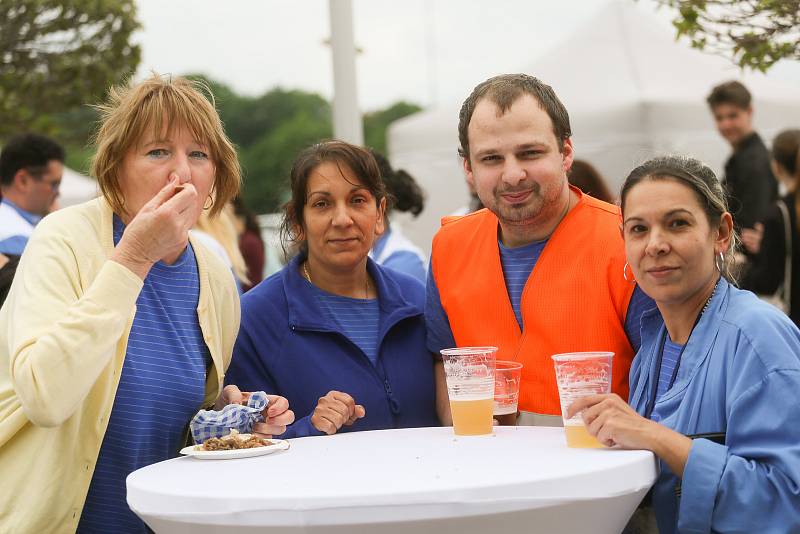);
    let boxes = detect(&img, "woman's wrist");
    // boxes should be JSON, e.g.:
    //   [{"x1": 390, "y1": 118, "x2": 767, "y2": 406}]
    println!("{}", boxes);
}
[
  {"x1": 110, "y1": 244, "x2": 154, "y2": 281},
  {"x1": 646, "y1": 421, "x2": 692, "y2": 477}
]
